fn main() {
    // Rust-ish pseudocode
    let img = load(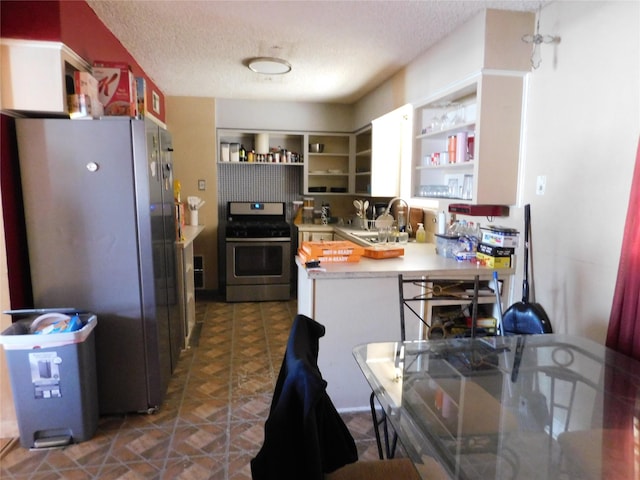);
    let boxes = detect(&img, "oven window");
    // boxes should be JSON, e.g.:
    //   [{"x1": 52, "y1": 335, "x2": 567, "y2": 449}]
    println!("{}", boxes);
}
[{"x1": 234, "y1": 245, "x2": 283, "y2": 277}]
